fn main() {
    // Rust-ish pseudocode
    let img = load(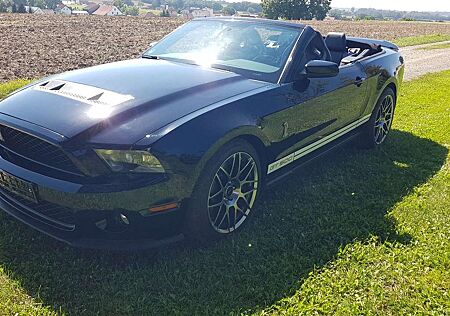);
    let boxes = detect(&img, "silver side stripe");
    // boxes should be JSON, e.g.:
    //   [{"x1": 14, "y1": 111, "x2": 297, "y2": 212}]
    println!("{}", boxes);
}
[{"x1": 267, "y1": 115, "x2": 371, "y2": 174}]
